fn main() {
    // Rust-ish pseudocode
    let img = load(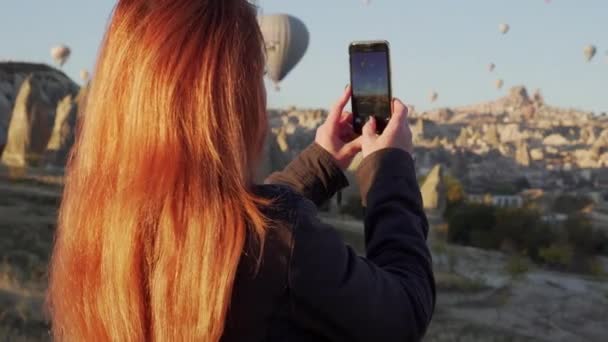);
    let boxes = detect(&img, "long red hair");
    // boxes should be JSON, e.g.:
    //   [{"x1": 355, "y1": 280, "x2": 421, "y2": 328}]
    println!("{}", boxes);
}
[{"x1": 47, "y1": 1, "x2": 269, "y2": 340}]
